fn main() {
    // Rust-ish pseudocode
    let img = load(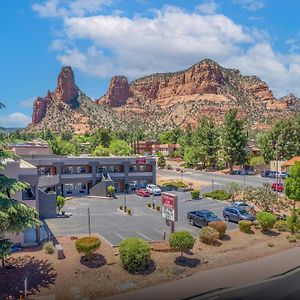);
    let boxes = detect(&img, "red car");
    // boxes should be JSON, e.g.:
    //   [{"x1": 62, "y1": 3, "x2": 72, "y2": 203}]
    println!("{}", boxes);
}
[
  {"x1": 136, "y1": 189, "x2": 150, "y2": 197},
  {"x1": 272, "y1": 183, "x2": 284, "y2": 192}
]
